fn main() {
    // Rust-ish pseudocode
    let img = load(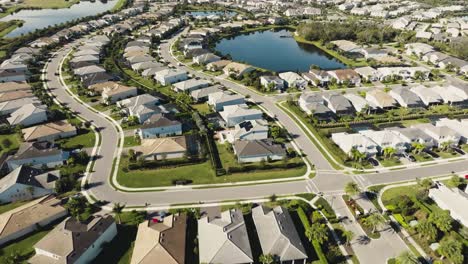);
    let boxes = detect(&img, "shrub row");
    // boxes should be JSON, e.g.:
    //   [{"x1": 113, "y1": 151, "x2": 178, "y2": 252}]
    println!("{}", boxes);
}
[
  {"x1": 127, "y1": 158, "x2": 206, "y2": 170},
  {"x1": 226, "y1": 161, "x2": 304, "y2": 174}
]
